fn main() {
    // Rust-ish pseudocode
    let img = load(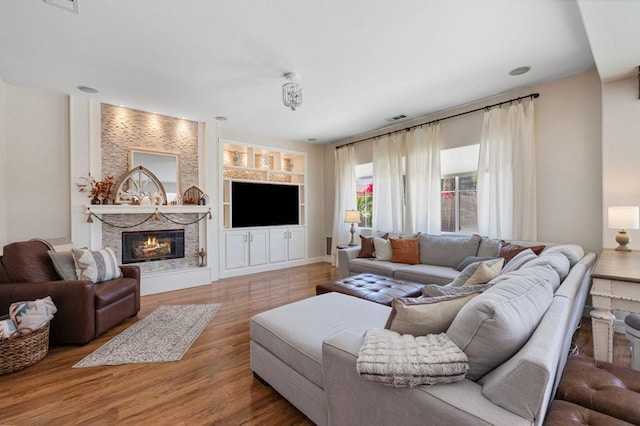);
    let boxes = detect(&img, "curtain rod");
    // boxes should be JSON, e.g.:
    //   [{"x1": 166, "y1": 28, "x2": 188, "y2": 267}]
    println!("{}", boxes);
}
[{"x1": 335, "y1": 92, "x2": 540, "y2": 150}]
